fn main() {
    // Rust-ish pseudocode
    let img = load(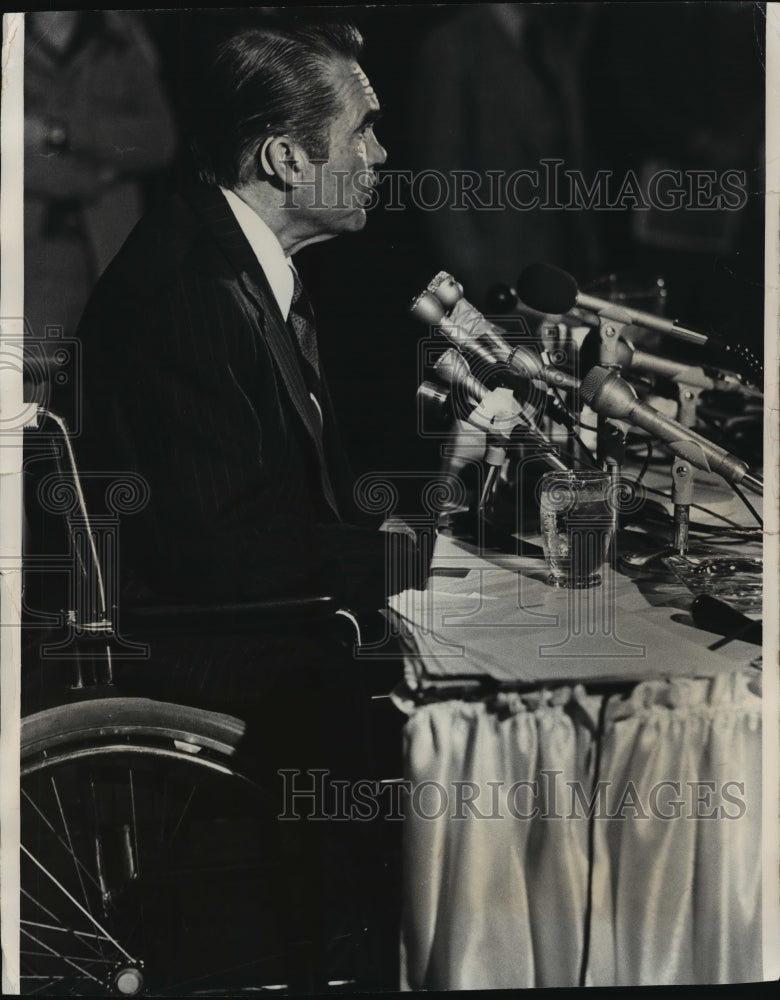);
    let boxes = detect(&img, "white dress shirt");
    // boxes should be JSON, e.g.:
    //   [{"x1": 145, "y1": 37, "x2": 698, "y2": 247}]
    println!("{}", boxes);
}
[
  {"x1": 220, "y1": 186, "x2": 295, "y2": 321},
  {"x1": 220, "y1": 186, "x2": 322, "y2": 424}
]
